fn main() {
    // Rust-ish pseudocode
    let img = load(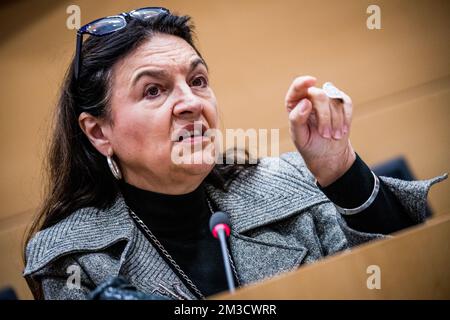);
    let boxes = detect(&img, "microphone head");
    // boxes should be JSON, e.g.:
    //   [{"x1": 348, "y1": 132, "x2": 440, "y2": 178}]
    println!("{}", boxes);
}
[{"x1": 209, "y1": 211, "x2": 231, "y2": 238}]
